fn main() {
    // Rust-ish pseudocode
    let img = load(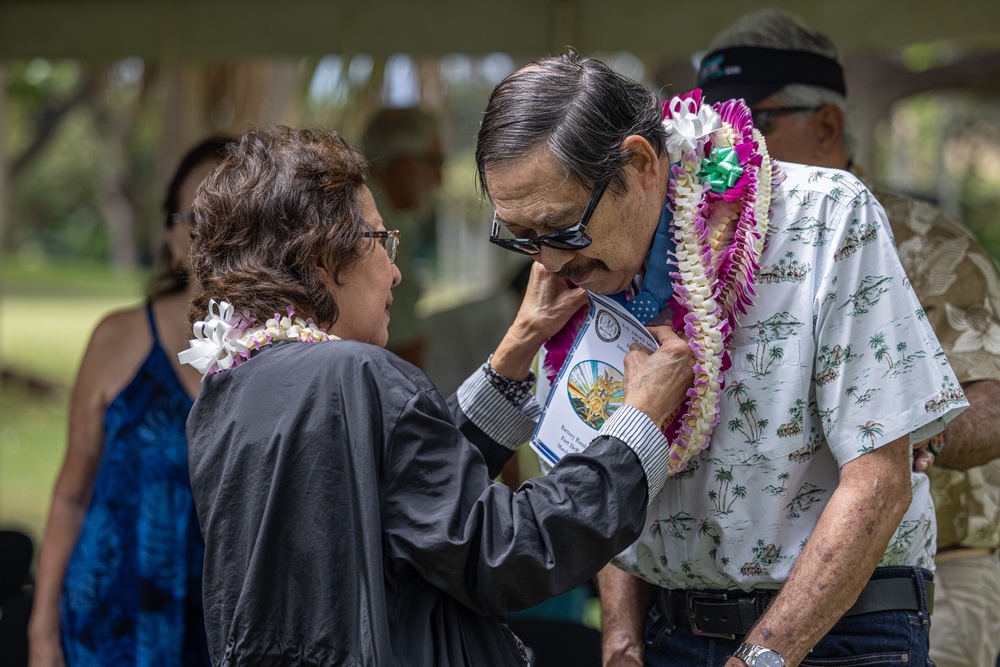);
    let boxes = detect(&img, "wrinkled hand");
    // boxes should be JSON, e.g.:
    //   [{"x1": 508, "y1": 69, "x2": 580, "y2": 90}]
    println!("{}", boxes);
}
[
  {"x1": 622, "y1": 325, "x2": 695, "y2": 426},
  {"x1": 512, "y1": 263, "x2": 589, "y2": 345}
]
